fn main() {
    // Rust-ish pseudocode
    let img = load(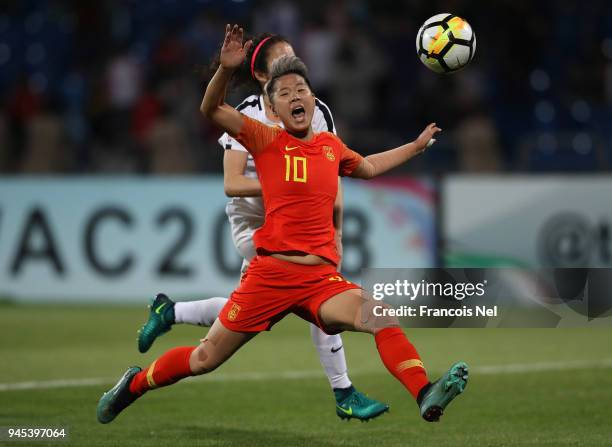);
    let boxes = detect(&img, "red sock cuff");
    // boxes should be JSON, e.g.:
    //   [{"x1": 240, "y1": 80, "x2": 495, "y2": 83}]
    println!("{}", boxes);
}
[{"x1": 374, "y1": 327, "x2": 405, "y2": 344}]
